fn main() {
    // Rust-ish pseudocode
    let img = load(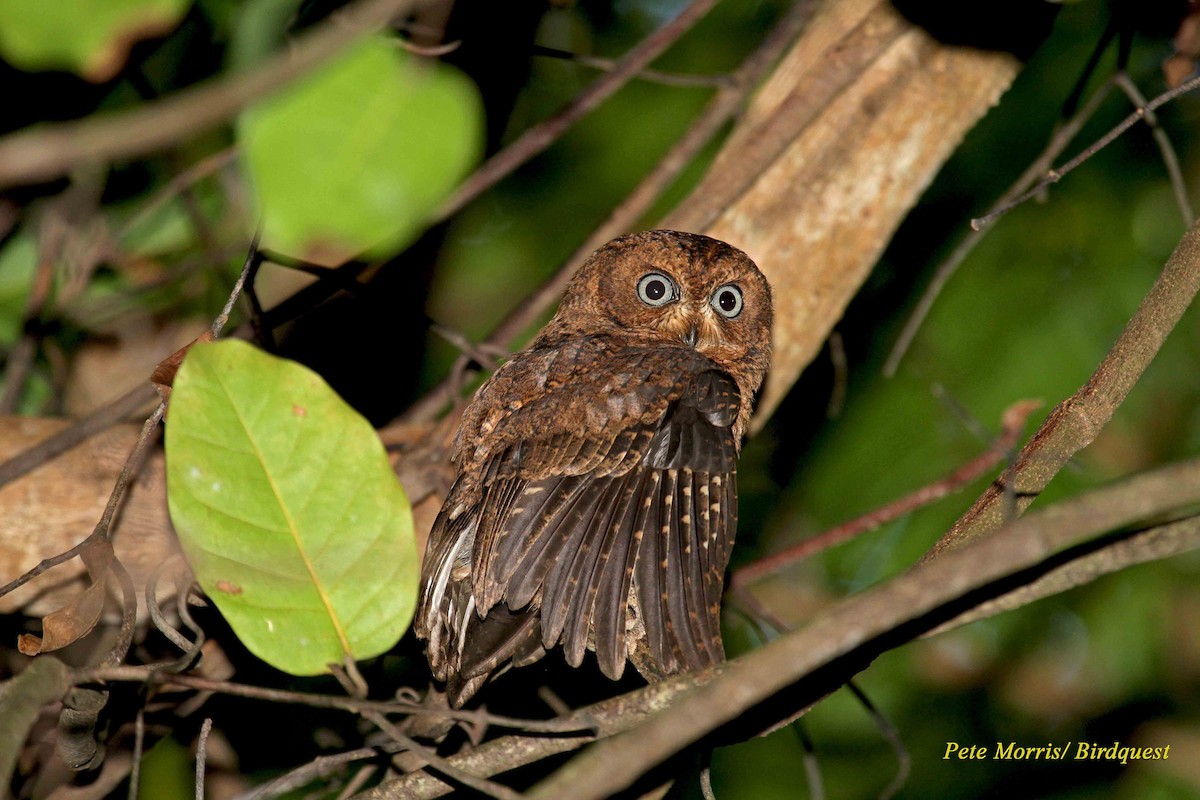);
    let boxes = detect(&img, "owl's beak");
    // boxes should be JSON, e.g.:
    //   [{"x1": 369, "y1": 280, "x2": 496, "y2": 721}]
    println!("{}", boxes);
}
[{"x1": 682, "y1": 323, "x2": 699, "y2": 348}]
